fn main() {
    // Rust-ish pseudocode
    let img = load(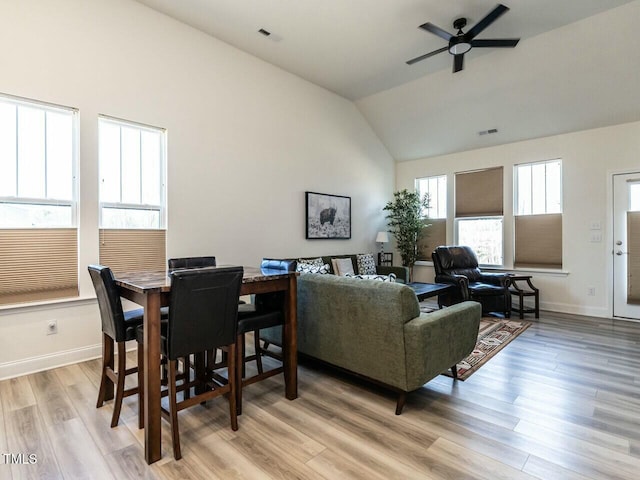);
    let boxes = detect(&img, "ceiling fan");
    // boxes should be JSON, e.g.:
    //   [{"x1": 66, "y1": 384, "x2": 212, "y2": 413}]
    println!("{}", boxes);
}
[{"x1": 406, "y1": 3, "x2": 520, "y2": 73}]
